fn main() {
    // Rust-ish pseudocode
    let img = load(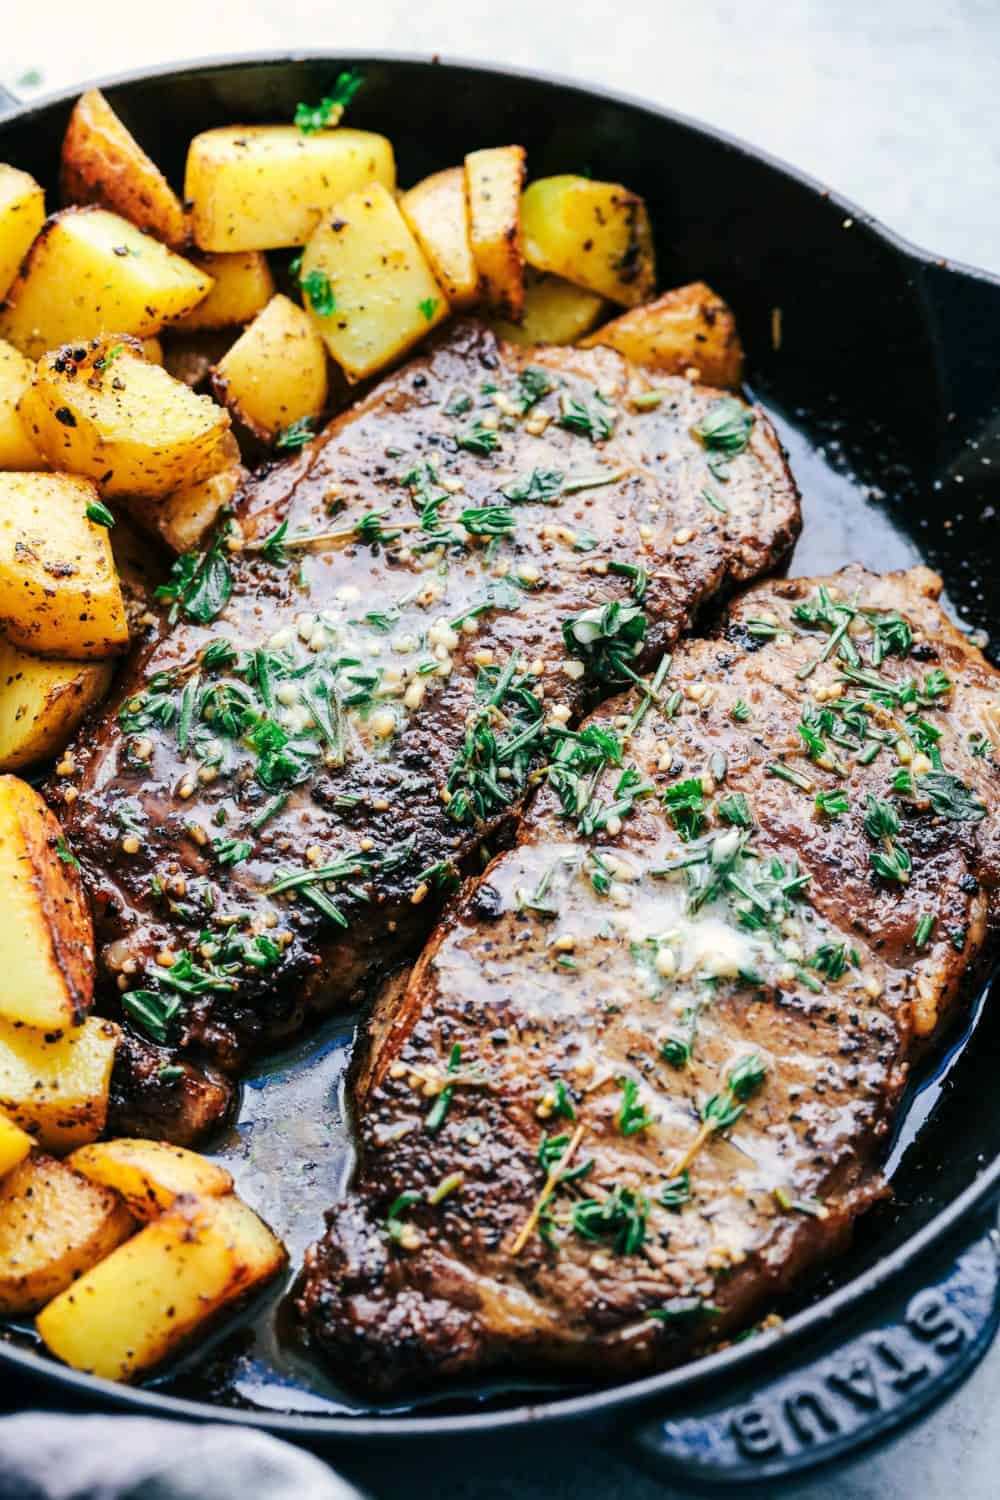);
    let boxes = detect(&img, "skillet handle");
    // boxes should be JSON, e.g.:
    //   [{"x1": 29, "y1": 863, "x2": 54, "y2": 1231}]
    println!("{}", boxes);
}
[{"x1": 628, "y1": 1203, "x2": 1000, "y2": 1489}]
